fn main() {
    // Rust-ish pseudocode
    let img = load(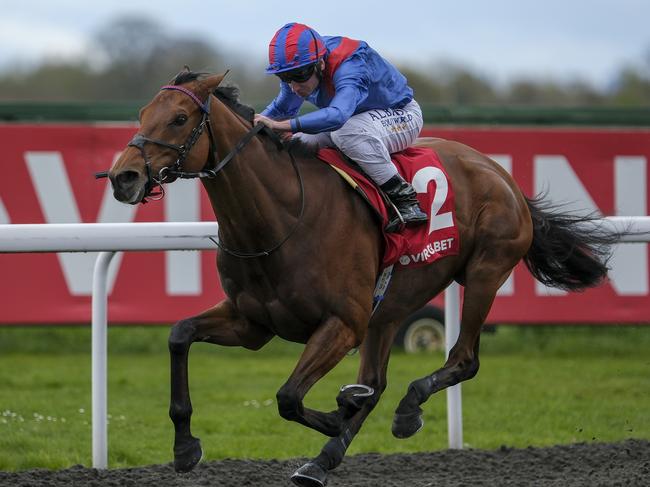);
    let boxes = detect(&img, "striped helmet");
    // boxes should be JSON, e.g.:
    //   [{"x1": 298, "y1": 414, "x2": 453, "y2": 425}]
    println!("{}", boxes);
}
[{"x1": 266, "y1": 22, "x2": 327, "y2": 74}]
